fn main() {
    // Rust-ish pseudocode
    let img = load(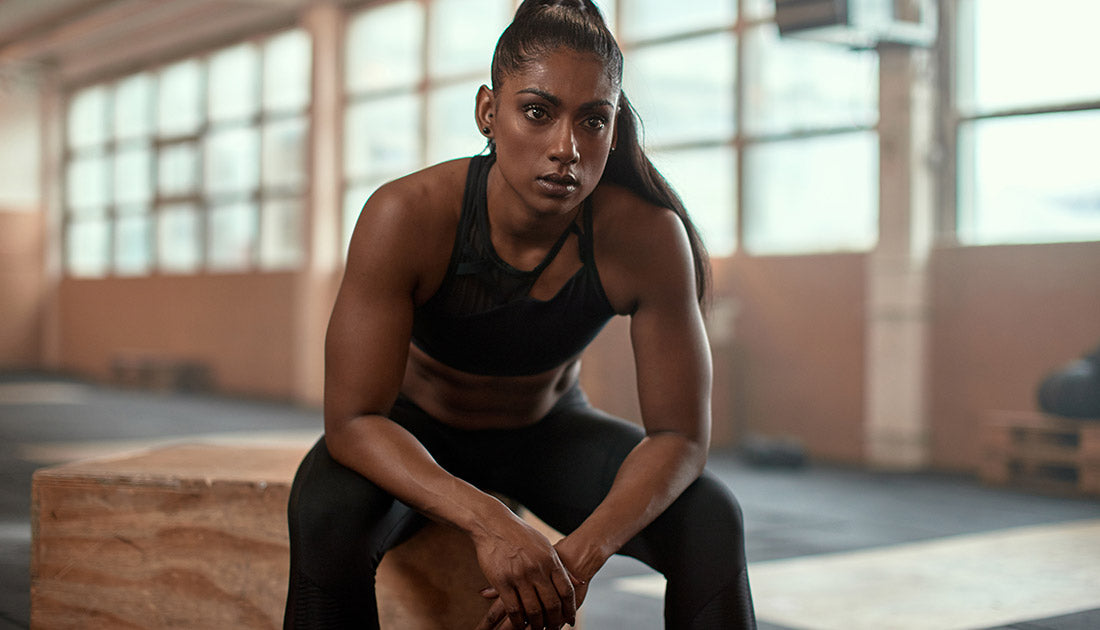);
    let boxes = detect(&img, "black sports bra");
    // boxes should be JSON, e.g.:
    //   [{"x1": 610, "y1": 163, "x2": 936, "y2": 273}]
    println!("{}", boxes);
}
[{"x1": 411, "y1": 154, "x2": 616, "y2": 376}]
